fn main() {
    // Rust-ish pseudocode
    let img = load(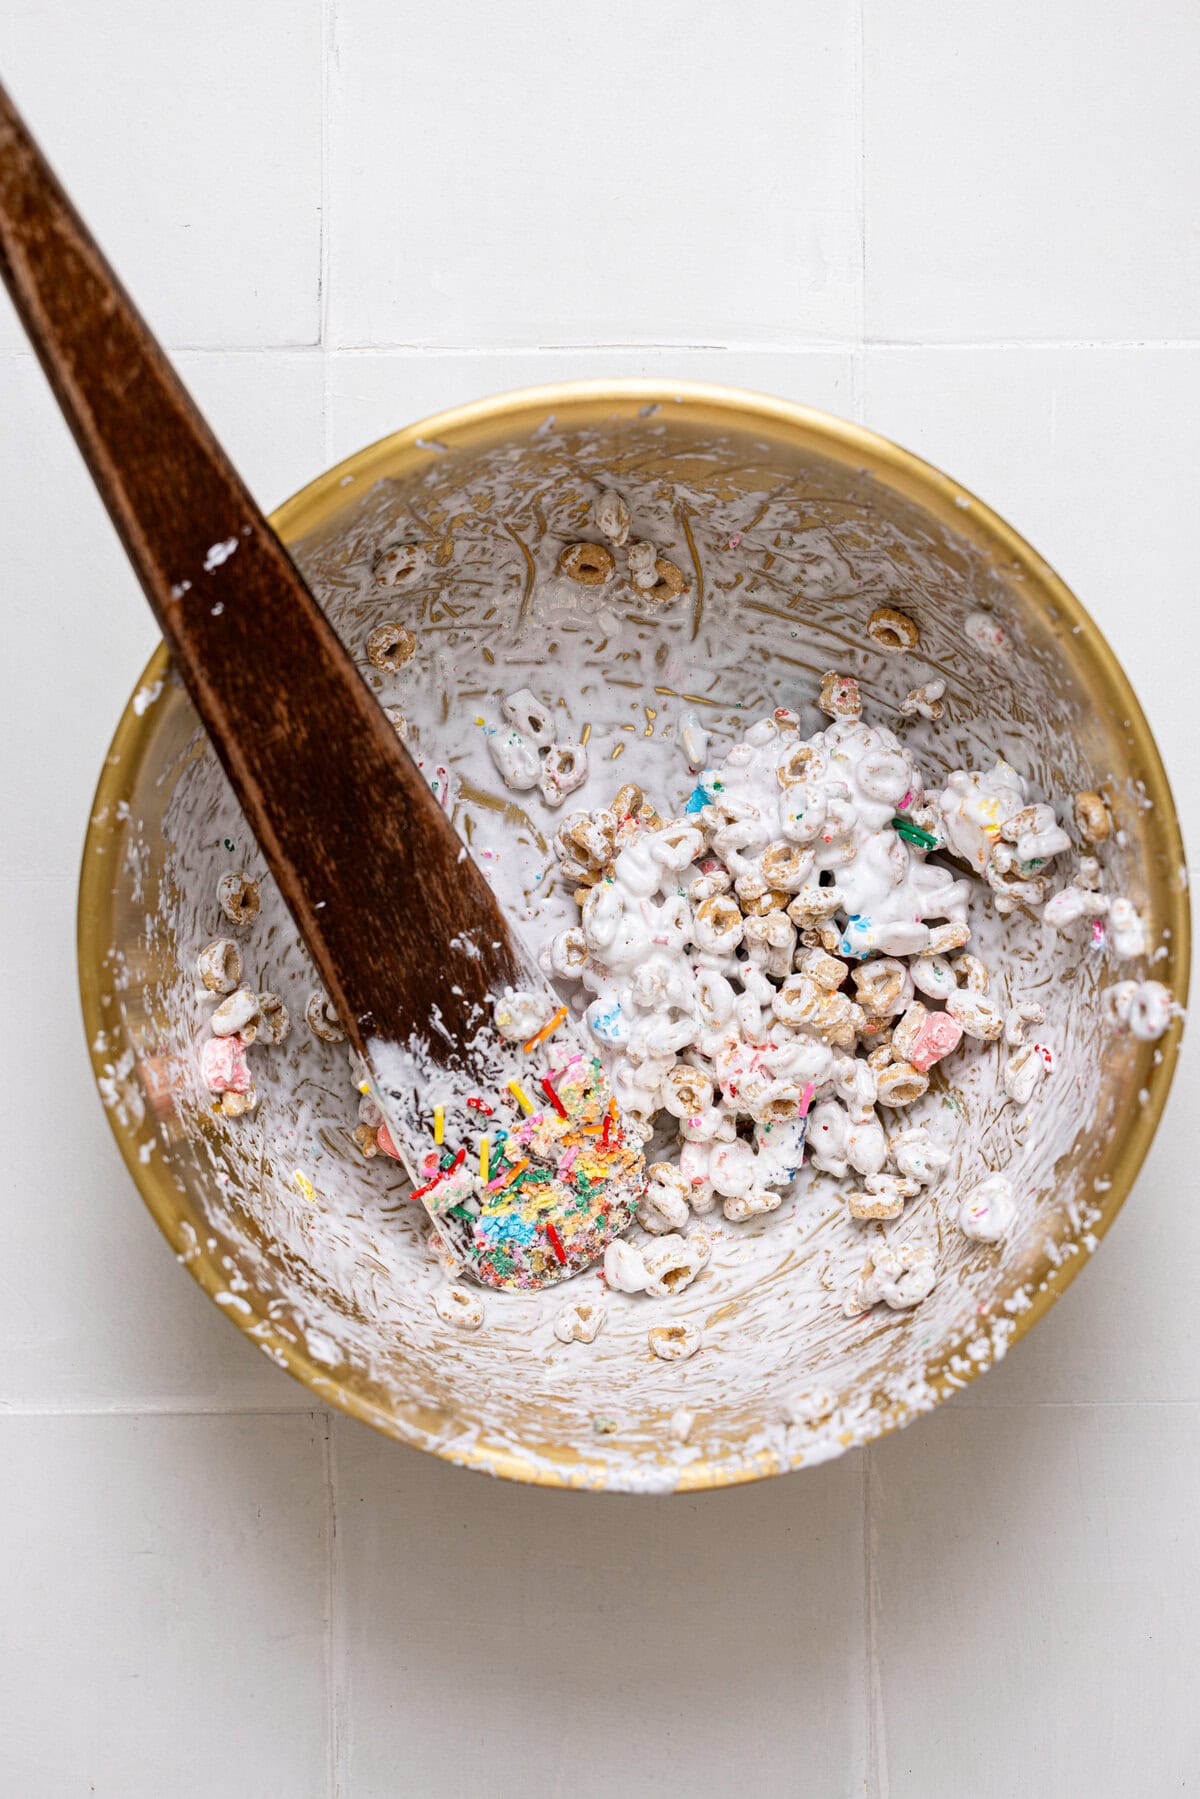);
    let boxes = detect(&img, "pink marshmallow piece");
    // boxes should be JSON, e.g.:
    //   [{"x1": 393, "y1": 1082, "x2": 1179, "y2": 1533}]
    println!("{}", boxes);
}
[
  {"x1": 908, "y1": 1011, "x2": 963, "y2": 1072},
  {"x1": 200, "y1": 1033, "x2": 251, "y2": 1094},
  {"x1": 376, "y1": 1119, "x2": 403, "y2": 1160}
]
